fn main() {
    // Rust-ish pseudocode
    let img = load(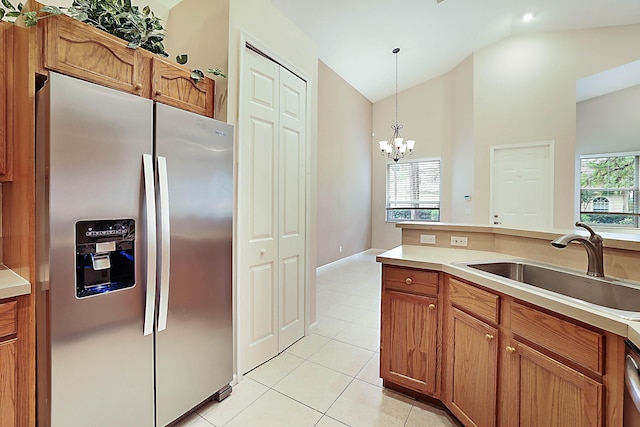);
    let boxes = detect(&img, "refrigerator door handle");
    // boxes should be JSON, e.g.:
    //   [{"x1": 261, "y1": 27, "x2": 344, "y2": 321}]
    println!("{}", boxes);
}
[
  {"x1": 142, "y1": 154, "x2": 157, "y2": 336},
  {"x1": 157, "y1": 156, "x2": 171, "y2": 331}
]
